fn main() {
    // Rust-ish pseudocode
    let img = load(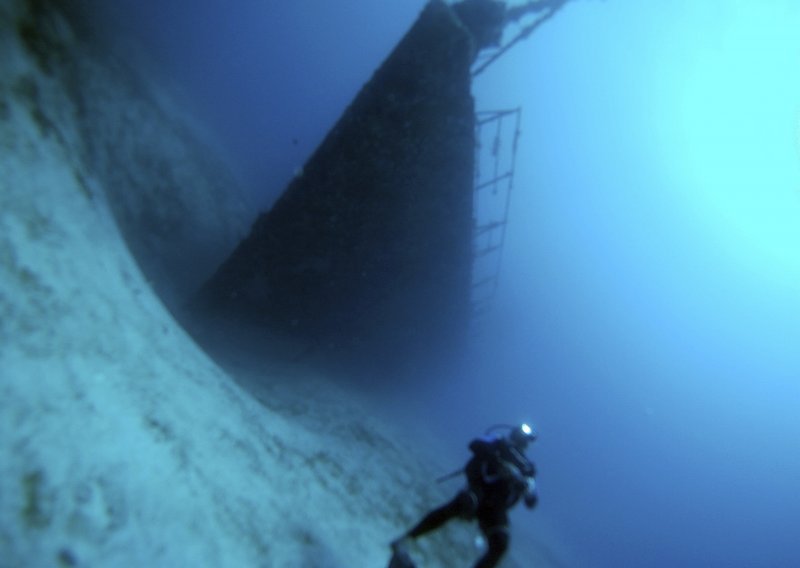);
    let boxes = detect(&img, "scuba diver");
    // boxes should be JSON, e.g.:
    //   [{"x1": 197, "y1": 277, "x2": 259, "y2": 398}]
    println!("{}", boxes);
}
[{"x1": 390, "y1": 423, "x2": 539, "y2": 568}]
